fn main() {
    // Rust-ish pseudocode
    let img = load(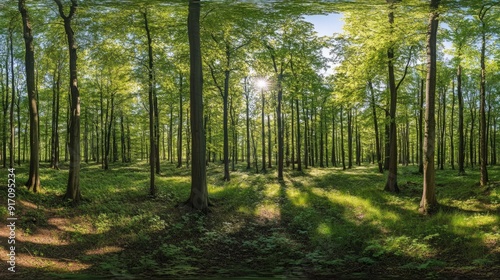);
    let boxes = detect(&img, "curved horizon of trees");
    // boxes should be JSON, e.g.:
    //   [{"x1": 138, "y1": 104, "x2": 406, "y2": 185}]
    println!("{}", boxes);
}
[{"x1": 1, "y1": 0, "x2": 499, "y2": 213}]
